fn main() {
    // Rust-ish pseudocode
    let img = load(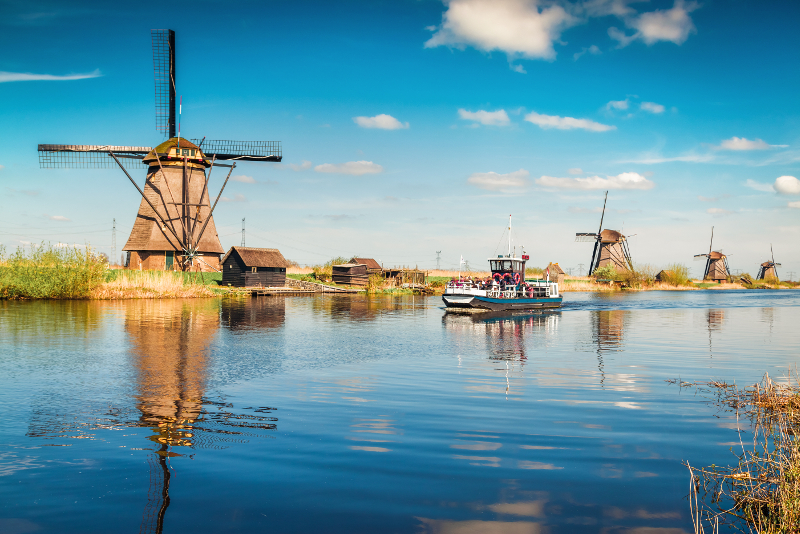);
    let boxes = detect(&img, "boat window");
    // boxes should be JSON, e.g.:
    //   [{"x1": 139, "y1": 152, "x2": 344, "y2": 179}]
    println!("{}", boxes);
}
[
  {"x1": 490, "y1": 261, "x2": 498, "y2": 271},
  {"x1": 503, "y1": 261, "x2": 512, "y2": 270}
]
